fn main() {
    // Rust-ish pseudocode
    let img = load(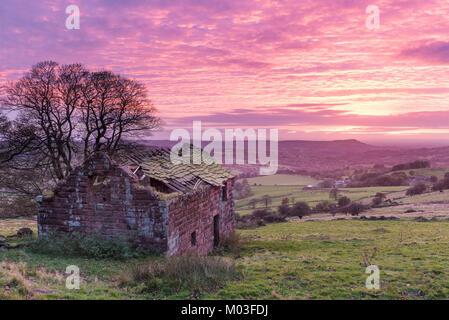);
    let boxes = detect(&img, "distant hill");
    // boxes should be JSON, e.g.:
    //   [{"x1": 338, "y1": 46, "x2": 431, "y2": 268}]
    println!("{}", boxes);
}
[
  {"x1": 143, "y1": 138, "x2": 377, "y2": 150},
  {"x1": 279, "y1": 139, "x2": 379, "y2": 153},
  {"x1": 277, "y1": 139, "x2": 380, "y2": 172},
  {"x1": 141, "y1": 139, "x2": 449, "y2": 173}
]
